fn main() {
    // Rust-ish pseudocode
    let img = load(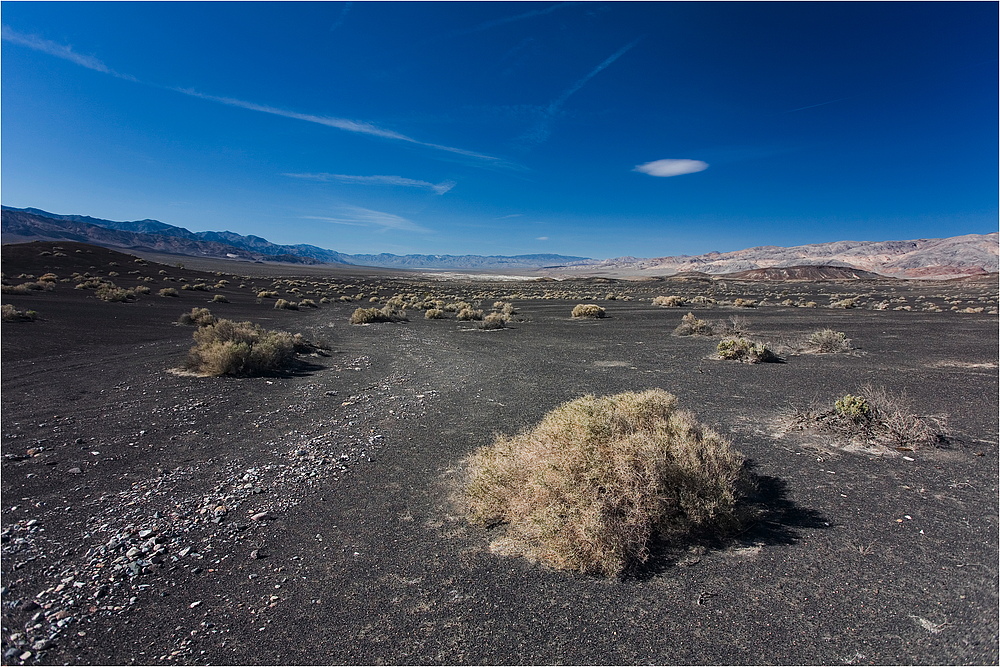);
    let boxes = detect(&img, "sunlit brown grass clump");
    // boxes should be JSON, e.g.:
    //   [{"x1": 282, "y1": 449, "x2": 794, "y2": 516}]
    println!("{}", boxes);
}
[{"x1": 463, "y1": 389, "x2": 748, "y2": 577}]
